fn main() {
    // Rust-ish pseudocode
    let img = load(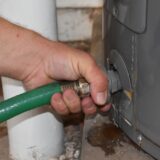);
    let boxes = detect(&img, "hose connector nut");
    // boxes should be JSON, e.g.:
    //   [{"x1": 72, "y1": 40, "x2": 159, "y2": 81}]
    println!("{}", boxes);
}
[
  {"x1": 61, "y1": 79, "x2": 90, "y2": 98},
  {"x1": 75, "y1": 79, "x2": 90, "y2": 98}
]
